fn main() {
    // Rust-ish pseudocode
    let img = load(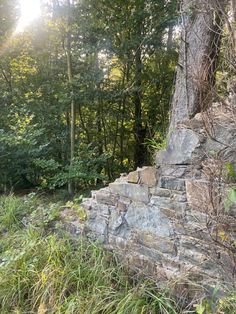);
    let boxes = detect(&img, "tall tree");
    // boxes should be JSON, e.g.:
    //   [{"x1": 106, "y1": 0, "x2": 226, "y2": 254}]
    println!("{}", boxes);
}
[
  {"x1": 65, "y1": 0, "x2": 76, "y2": 196},
  {"x1": 170, "y1": 0, "x2": 224, "y2": 129}
]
